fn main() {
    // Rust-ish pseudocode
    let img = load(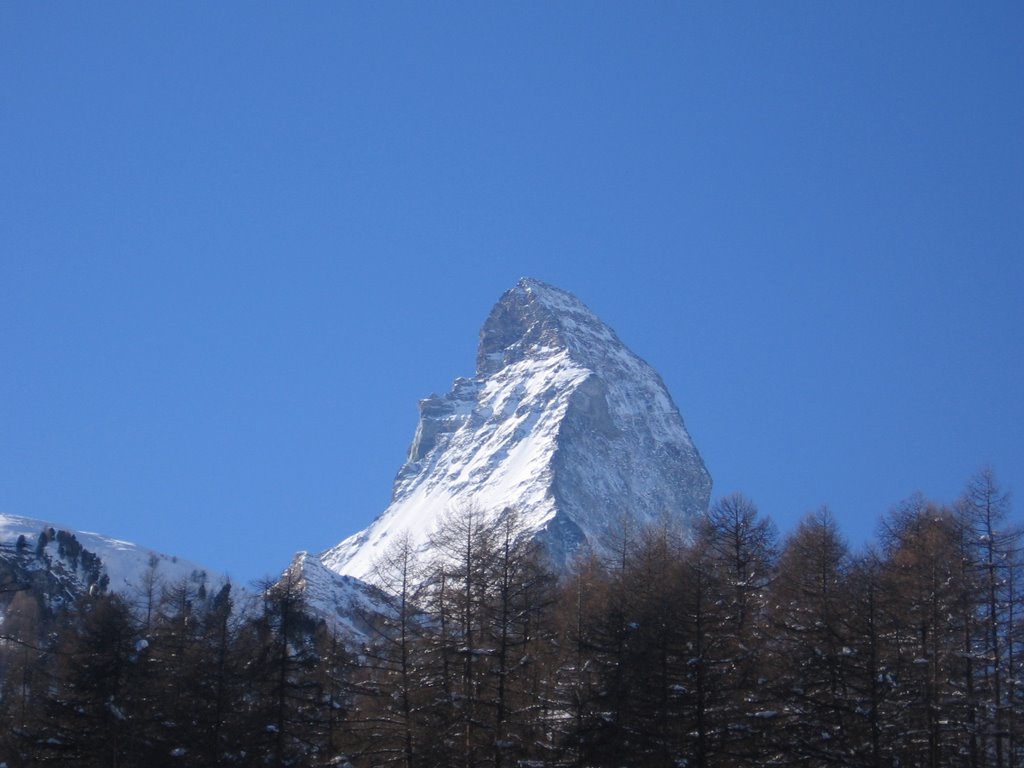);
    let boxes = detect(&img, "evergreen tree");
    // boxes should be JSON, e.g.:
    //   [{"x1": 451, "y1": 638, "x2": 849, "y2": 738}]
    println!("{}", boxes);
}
[
  {"x1": 245, "y1": 568, "x2": 331, "y2": 767},
  {"x1": 958, "y1": 467, "x2": 1020, "y2": 766},
  {"x1": 353, "y1": 532, "x2": 432, "y2": 768},
  {"x1": 879, "y1": 497, "x2": 971, "y2": 768},
  {"x1": 689, "y1": 493, "x2": 778, "y2": 766},
  {"x1": 425, "y1": 504, "x2": 499, "y2": 768},
  {"x1": 38, "y1": 593, "x2": 144, "y2": 766},
  {"x1": 769, "y1": 507, "x2": 855, "y2": 764}
]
